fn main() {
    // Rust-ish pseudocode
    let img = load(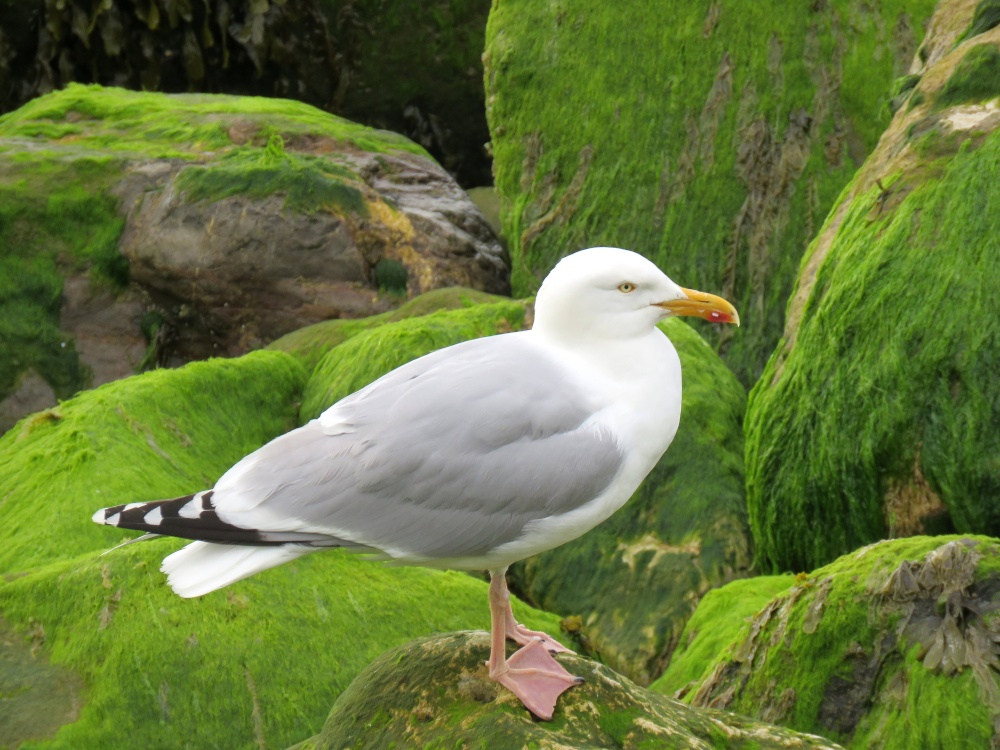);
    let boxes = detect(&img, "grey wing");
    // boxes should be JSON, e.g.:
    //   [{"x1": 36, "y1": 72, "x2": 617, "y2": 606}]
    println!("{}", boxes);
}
[{"x1": 210, "y1": 335, "x2": 625, "y2": 560}]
